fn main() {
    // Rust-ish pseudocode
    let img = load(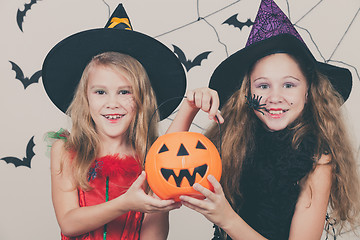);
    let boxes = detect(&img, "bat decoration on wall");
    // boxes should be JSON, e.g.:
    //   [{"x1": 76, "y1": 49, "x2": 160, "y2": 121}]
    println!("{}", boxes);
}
[
  {"x1": 223, "y1": 14, "x2": 254, "y2": 31},
  {"x1": 16, "y1": 0, "x2": 39, "y2": 32},
  {"x1": 172, "y1": 44, "x2": 211, "y2": 72},
  {"x1": 0, "y1": 136, "x2": 35, "y2": 168},
  {"x1": 9, "y1": 61, "x2": 42, "y2": 89}
]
